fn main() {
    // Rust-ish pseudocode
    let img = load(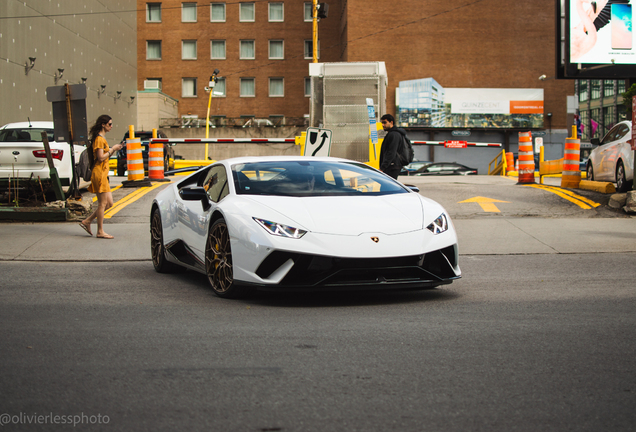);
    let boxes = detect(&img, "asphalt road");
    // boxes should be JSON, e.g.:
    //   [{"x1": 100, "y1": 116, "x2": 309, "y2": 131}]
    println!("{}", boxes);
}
[
  {"x1": 0, "y1": 254, "x2": 634, "y2": 432},
  {"x1": 0, "y1": 174, "x2": 635, "y2": 431}
]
